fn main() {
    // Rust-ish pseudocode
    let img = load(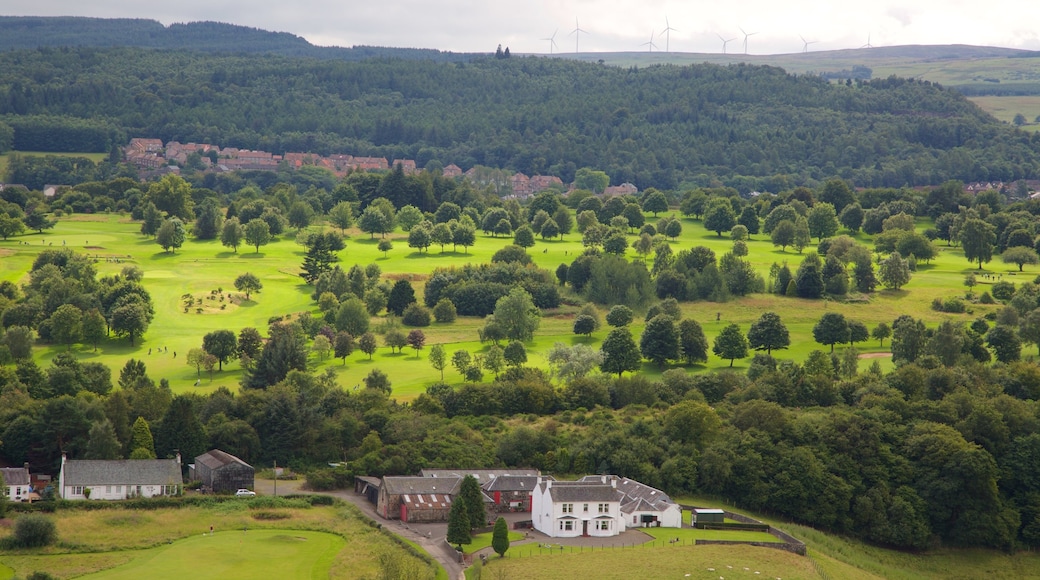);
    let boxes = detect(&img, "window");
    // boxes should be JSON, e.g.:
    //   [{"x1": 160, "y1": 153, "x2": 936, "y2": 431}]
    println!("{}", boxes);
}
[
  {"x1": 598, "y1": 503, "x2": 609, "y2": 513},
  {"x1": 633, "y1": 515, "x2": 638, "y2": 524},
  {"x1": 72, "y1": 486, "x2": 84, "y2": 495},
  {"x1": 583, "y1": 503, "x2": 589, "y2": 512},
  {"x1": 596, "y1": 520, "x2": 611, "y2": 530},
  {"x1": 559, "y1": 520, "x2": 573, "y2": 531},
  {"x1": 561, "y1": 503, "x2": 573, "y2": 513},
  {"x1": 106, "y1": 486, "x2": 112, "y2": 494},
  {"x1": 116, "y1": 486, "x2": 122, "y2": 494}
]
